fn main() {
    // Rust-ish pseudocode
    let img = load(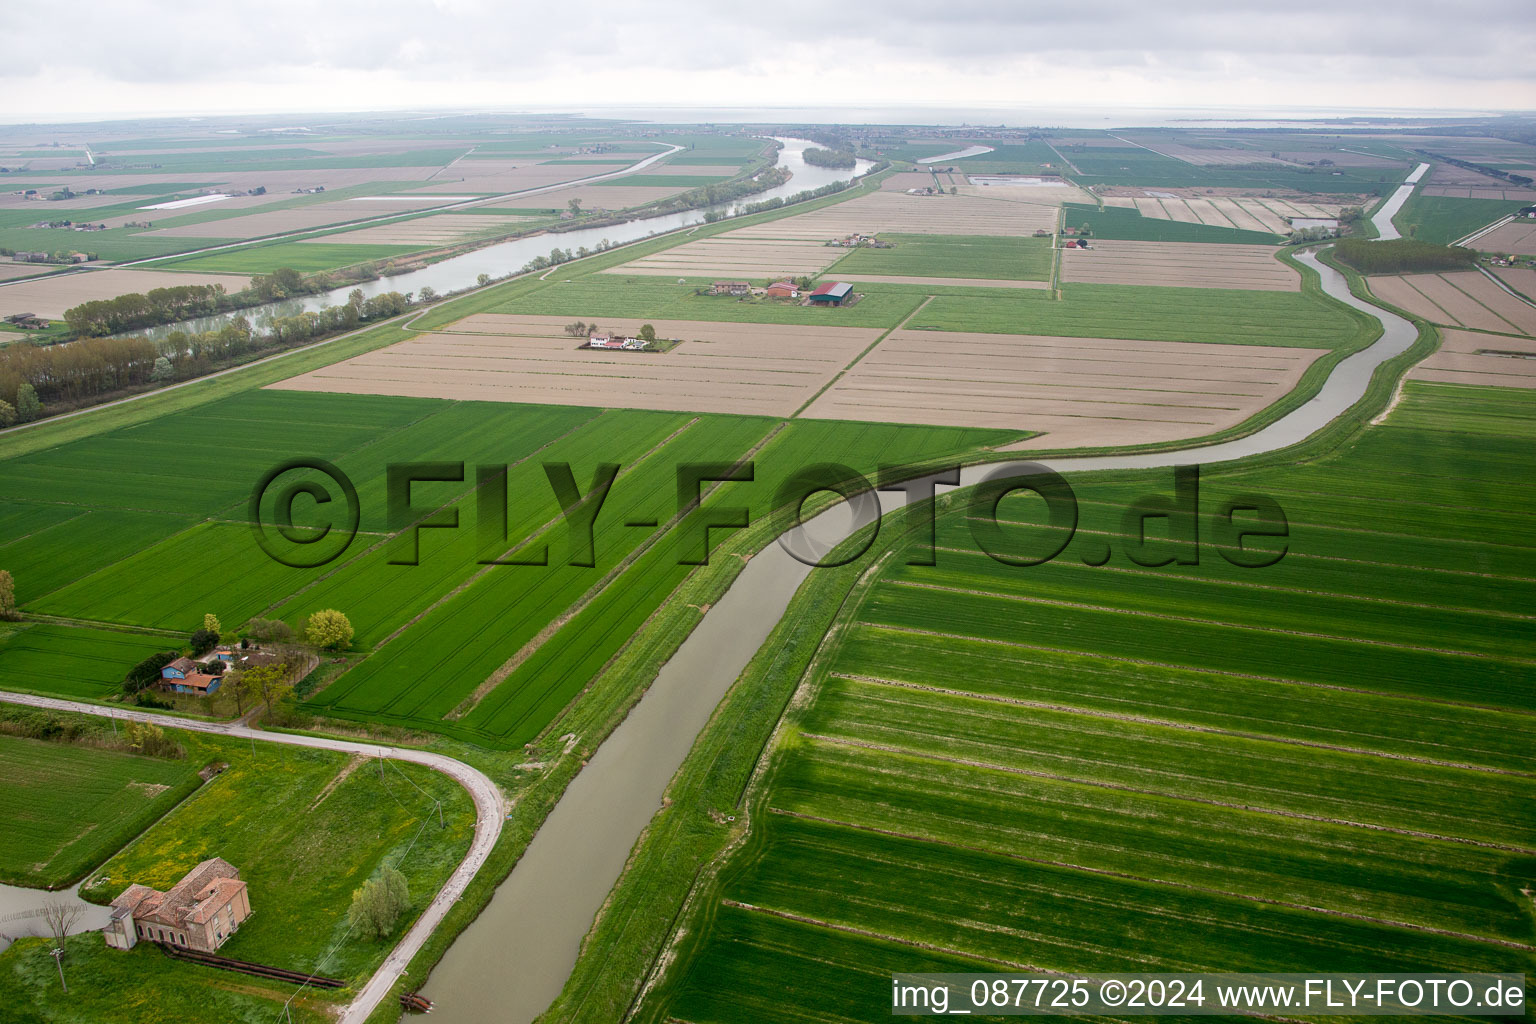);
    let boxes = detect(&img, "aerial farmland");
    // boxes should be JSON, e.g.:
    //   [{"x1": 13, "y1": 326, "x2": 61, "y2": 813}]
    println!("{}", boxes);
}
[{"x1": 0, "y1": 81, "x2": 1533, "y2": 1024}]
